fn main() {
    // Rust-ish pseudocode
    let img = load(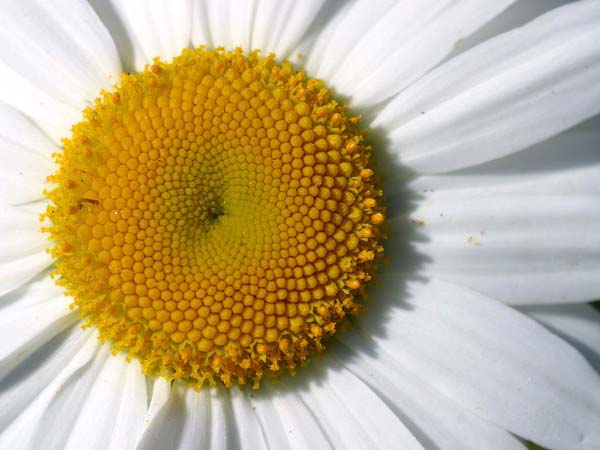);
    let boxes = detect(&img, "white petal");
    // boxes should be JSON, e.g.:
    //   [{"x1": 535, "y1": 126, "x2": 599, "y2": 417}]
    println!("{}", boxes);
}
[
  {"x1": 190, "y1": 0, "x2": 213, "y2": 49},
  {"x1": 194, "y1": 0, "x2": 325, "y2": 59},
  {"x1": 294, "y1": 358, "x2": 424, "y2": 450},
  {"x1": 0, "y1": 276, "x2": 74, "y2": 381},
  {"x1": 0, "y1": 103, "x2": 56, "y2": 204},
  {"x1": 250, "y1": 384, "x2": 332, "y2": 450},
  {"x1": 443, "y1": 1, "x2": 573, "y2": 63},
  {"x1": 244, "y1": 388, "x2": 297, "y2": 450},
  {"x1": 0, "y1": 0, "x2": 121, "y2": 142},
  {"x1": 227, "y1": 1, "x2": 256, "y2": 53},
  {"x1": 0, "y1": 270, "x2": 62, "y2": 314},
  {"x1": 247, "y1": 0, "x2": 282, "y2": 53},
  {"x1": 137, "y1": 378, "x2": 172, "y2": 449},
  {"x1": 229, "y1": 387, "x2": 268, "y2": 450},
  {"x1": 137, "y1": 380, "x2": 212, "y2": 450},
  {"x1": 520, "y1": 304, "x2": 600, "y2": 374},
  {"x1": 209, "y1": 386, "x2": 236, "y2": 450},
  {"x1": 0, "y1": 331, "x2": 105, "y2": 450},
  {"x1": 0, "y1": 203, "x2": 53, "y2": 296},
  {"x1": 302, "y1": 0, "x2": 396, "y2": 81},
  {"x1": 0, "y1": 325, "x2": 87, "y2": 432},
  {"x1": 63, "y1": 355, "x2": 147, "y2": 450},
  {"x1": 326, "y1": 0, "x2": 516, "y2": 108},
  {"x1": 196, "y1": 0, "x2": 231, "y2": 50},
  {"x1": 107, "y1": 358, "x2": 149, "y2": 450},
  {"x1": 388, "y1": 189, "x2": 600, "y2": 304},
  {"x1": 333, "y1": 332, "x2": 525, "y2": 450},
  {"x1": 137, "y1": 379, "x2": 185, "y2": 450},
  {"x1": 393, "y1": 130, "x2": 600, "y2": 304},
  {"x1": 92, "y1": 0, "x2": 193, "y2": 72},
  {"x1": 179, "y1": 387, "x2": 211, "y2": 449},
  {"x1": 374, "y1": 1, "x2": 600, "y2": 173},
  {"x1": 359, "y1": 277, "x2": 600, "y2": 449},
  {"x1": 260, "y1": 0, "x2": 326, "y2": 60},
  {"x1": 394, "y1": 130, "x2": 600, "y2": 197}
]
